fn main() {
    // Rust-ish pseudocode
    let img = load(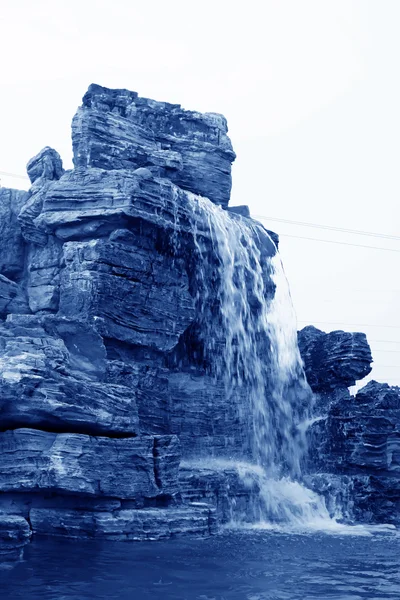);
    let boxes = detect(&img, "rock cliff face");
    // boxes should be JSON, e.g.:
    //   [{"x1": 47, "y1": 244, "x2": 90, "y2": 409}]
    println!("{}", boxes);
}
[
  {"x1": 298, "y1": 326, "x2": 400, "y2": 525},
  {"x1": 3, "y1": 84, "x2": 396, "y2": 557},
  {"x1": 0, "y1": 84, "x2": 312, "y2": 557}
]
